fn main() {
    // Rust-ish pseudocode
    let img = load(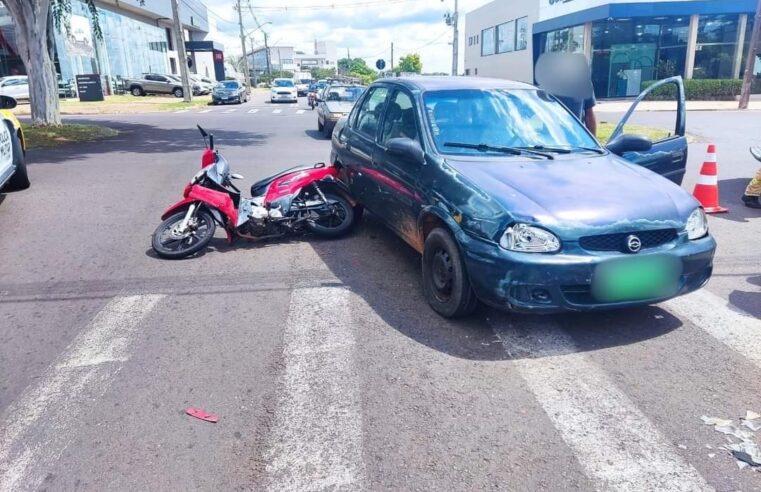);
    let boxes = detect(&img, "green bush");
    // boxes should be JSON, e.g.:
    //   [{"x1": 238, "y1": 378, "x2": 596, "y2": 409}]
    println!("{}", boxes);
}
[{"x1": 641, "y1": 79, "x2": 743, "y2": 101}]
